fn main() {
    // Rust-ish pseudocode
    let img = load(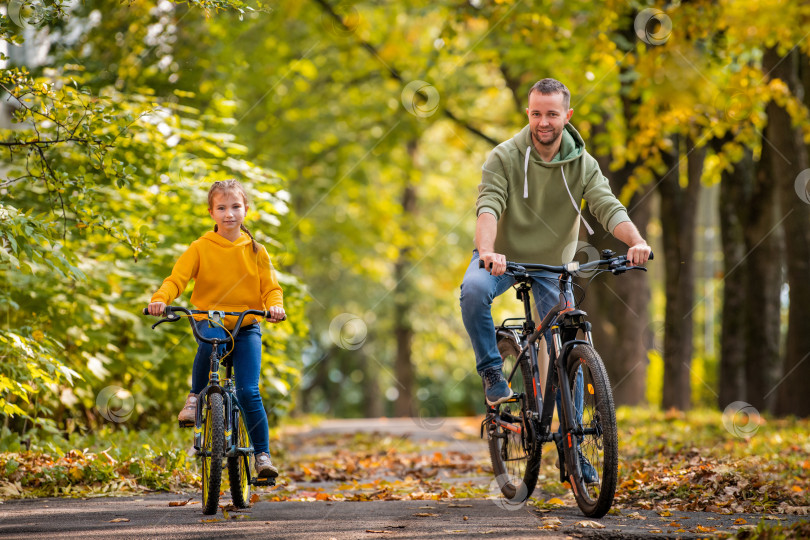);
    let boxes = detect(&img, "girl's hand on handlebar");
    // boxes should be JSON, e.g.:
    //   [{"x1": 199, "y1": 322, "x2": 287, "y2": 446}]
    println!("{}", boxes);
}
[
  {"x1": 266, "y1": 305, "x2": 285, "y2": 323},
  {"x1": 147, "y1": 302, "x2": 166, "y2": 316}
]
